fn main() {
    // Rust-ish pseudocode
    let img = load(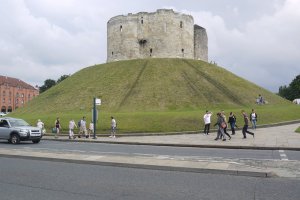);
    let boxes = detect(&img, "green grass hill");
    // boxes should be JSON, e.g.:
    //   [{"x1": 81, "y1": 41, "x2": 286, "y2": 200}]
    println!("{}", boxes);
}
[{"x1": 11, "y1": 58, "x2": 300, "y2": 133}]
